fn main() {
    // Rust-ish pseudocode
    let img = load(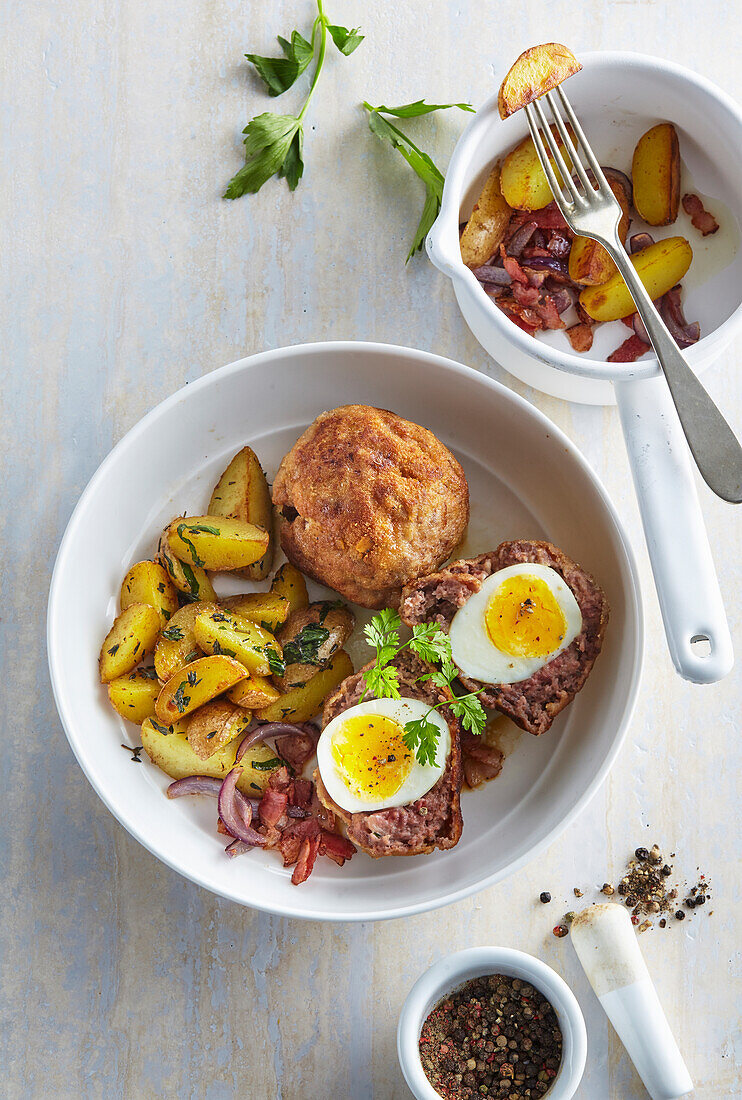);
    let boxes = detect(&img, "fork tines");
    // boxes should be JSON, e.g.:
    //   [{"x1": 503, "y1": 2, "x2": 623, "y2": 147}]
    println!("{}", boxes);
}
[{"x1": 524, "y1": 87, "x2": 613, "y2": 210}]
